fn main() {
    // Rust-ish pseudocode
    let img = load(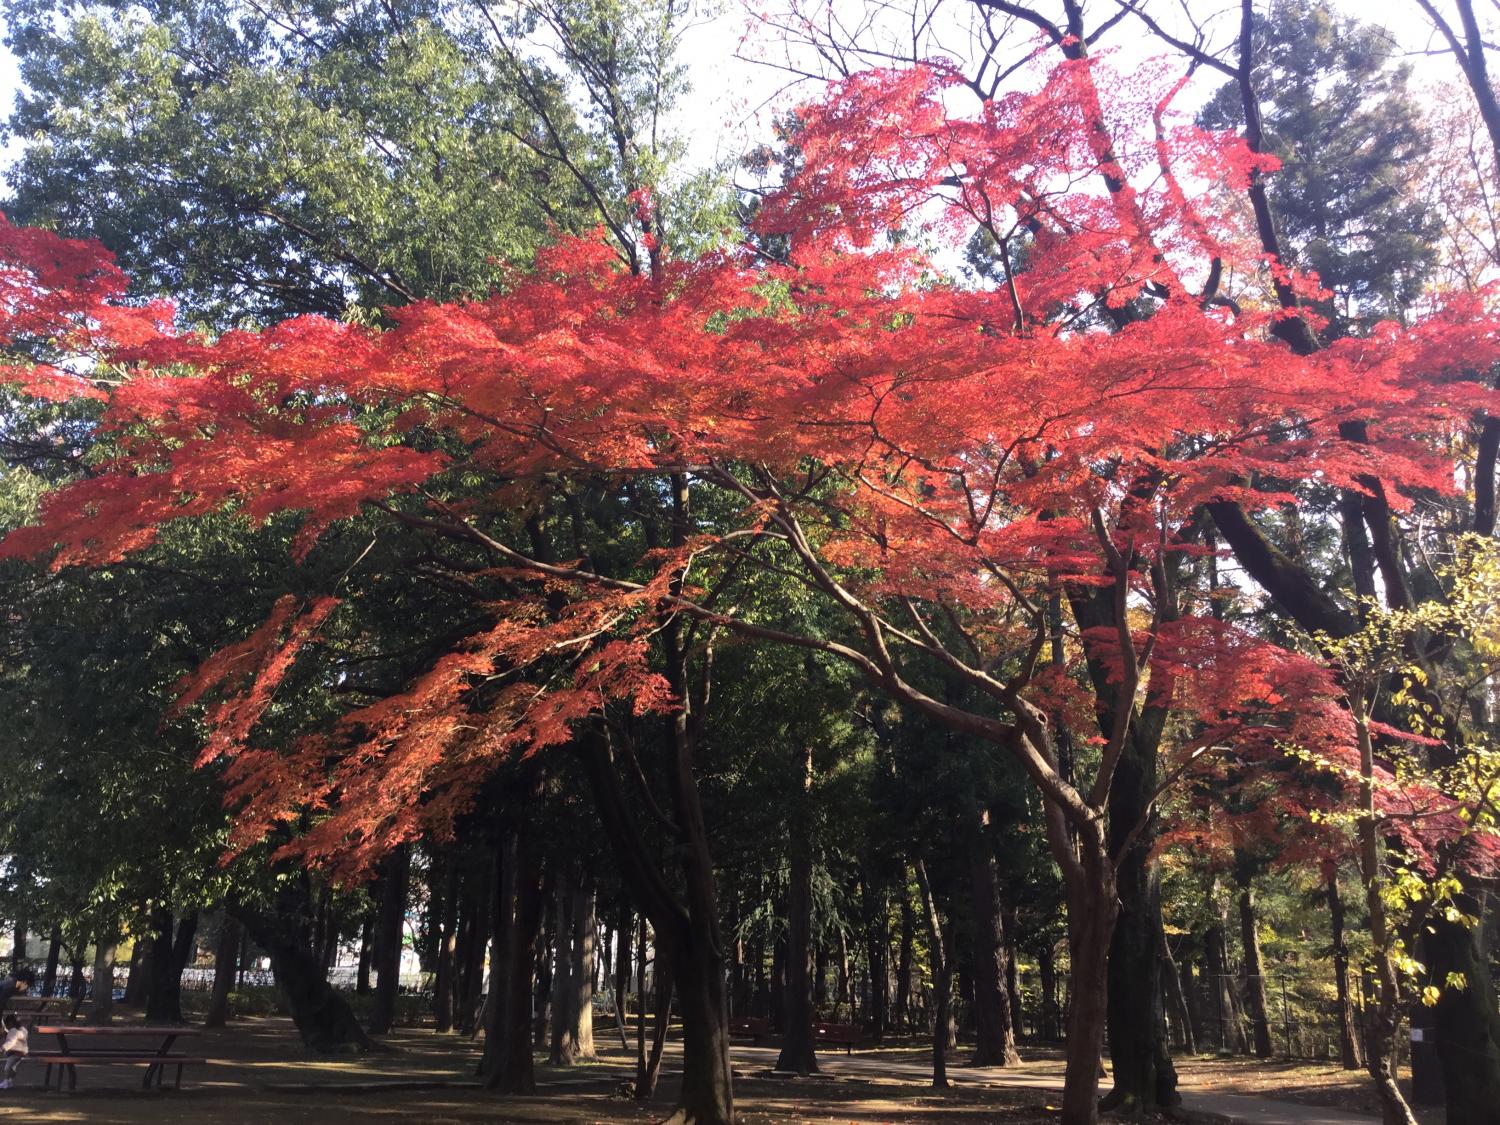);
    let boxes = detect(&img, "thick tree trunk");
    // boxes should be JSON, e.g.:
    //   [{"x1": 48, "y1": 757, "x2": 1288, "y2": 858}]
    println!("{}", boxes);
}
[
  {"x1": 1102, "y1": 848, "x2": 1177, "y2": 1107},
  {"x1": 1237, "y1": 880, "x2": 1273, "y2": 1059},
  {"x1": 776, "y1": 744, "x2": 819, "y2": 1076},
  {"x1": 11, "y1": 914, "x2": 25, "y2": 974},
  {"x1": 1423, "y1": 911, "x2": 1500, "y2": 1124},
  {"x1": 89, "y1": 935, "x2": 116, "y2": 1025},
  {"x1": 968, "y1": 815, "x2": 1020, "y2": 1066},
  {"x1": 123, "y1": 932, "x2": 150, "y2": 1008},
  {"x1": 370, "y1": 844, "x2": 410, "y2": 1036},
  {"x1": 145, "y1": 907, "x2": 197, "y2": 1024},
  {"x1": 487, "y1": 798, "x2": 547, "y2": 1094},
  {"x1": 661, "y1": 724, "x2": 735, "y2": 1121},
  {"x1": 571, "y1": 883, "x2": 596, "y2": 1061},
  {"x1": 1058, "y1": 841, "x2": 1118, "y2": 1125},
  {"x1": 549, "y1": 872, "x2": 577, "y2": 1064},
  {"x1": 1061, "y1": 565, "x2": 1180, "y2": 1113},
  {"x1": 235, "y1": 878, "x2": 381, "y2": 1053},
  {"x1": 204, "y1": 914, "x2": 240, "y2": 1028}
]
